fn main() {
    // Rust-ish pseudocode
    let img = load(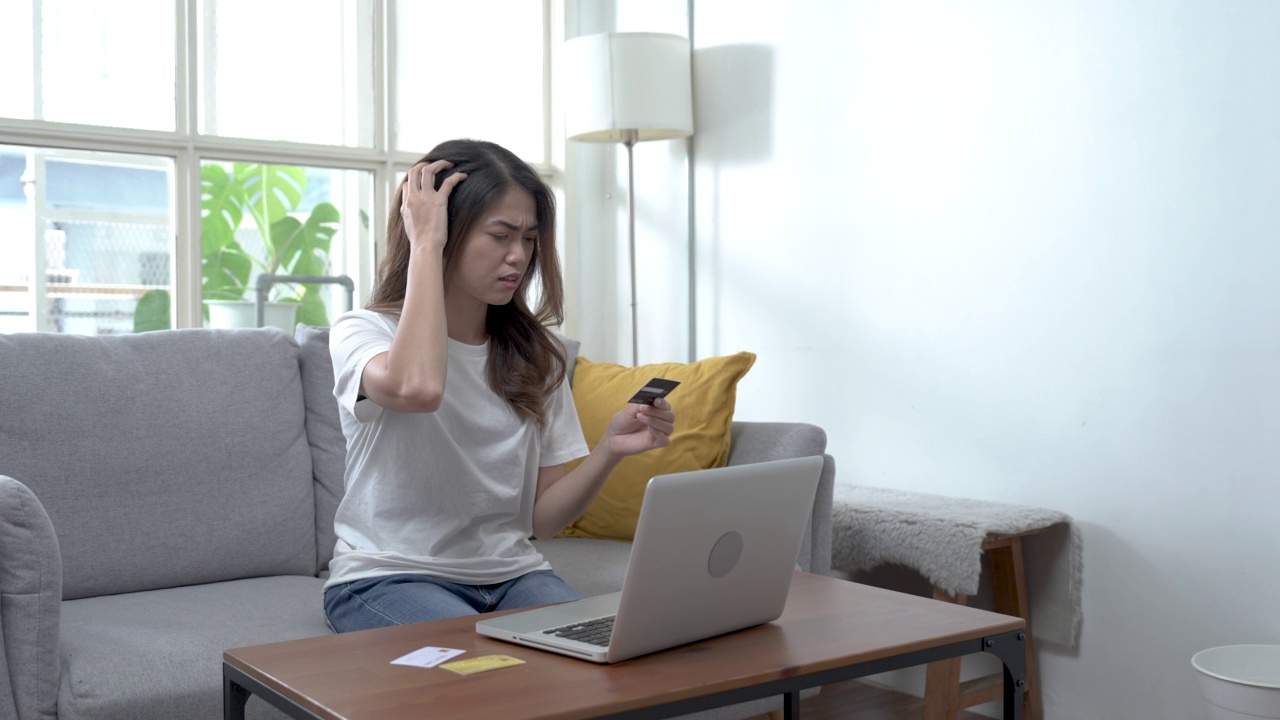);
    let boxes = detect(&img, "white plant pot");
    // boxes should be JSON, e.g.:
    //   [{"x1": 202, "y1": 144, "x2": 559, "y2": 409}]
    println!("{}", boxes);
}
[
  {"x1": 205, "y1": 300, "x2": 299, "y2": 331},
  {"x1": 1192, "y1": 645, "x2": 1280, "y2": 720}
]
